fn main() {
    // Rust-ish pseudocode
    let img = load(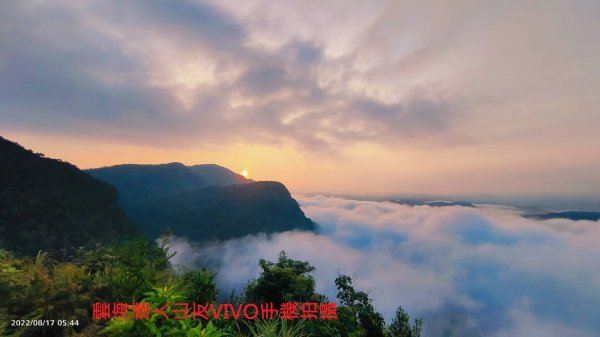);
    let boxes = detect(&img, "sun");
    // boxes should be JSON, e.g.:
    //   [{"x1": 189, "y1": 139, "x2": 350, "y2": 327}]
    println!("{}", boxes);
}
[{"x1": 241, "y1": 169, "x2": 249, "y2": 178}]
